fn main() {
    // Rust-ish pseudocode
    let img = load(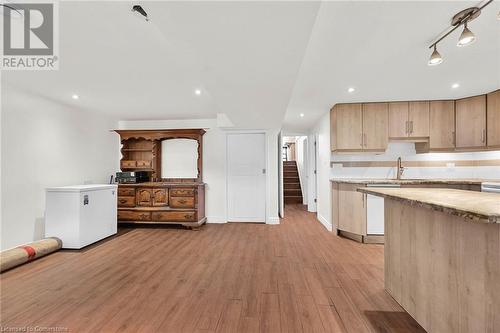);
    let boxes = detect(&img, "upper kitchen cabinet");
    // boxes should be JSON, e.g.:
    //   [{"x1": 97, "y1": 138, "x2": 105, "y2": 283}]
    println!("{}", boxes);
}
[
  {"x1": 456, "y1": 95, "x2": 487, "y2": 149},
  {"x1": 429, "y1": 100, "x2": 455, "y2": 150},
  {"x1": 388, "y1": 102, "x2": 409, "y2": 138},
  {"x1": 388, "y1": 101, "x2": 429, "y2": 139},
  {"x1": 362, "y1": 103, "x2": 389, "y2": 151},
  {"x1": 408, "y1": 101, "x2": 430, "y2": 137},
  {"x1": 487, "y1": 90, "x2": 500, "y2": 148},
  {"x1": 331, "y1": 103, "x2": 388, "y2": 152},
  {"x1": 331, "y1": 103, "x2": 363, "y2": 151}
]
